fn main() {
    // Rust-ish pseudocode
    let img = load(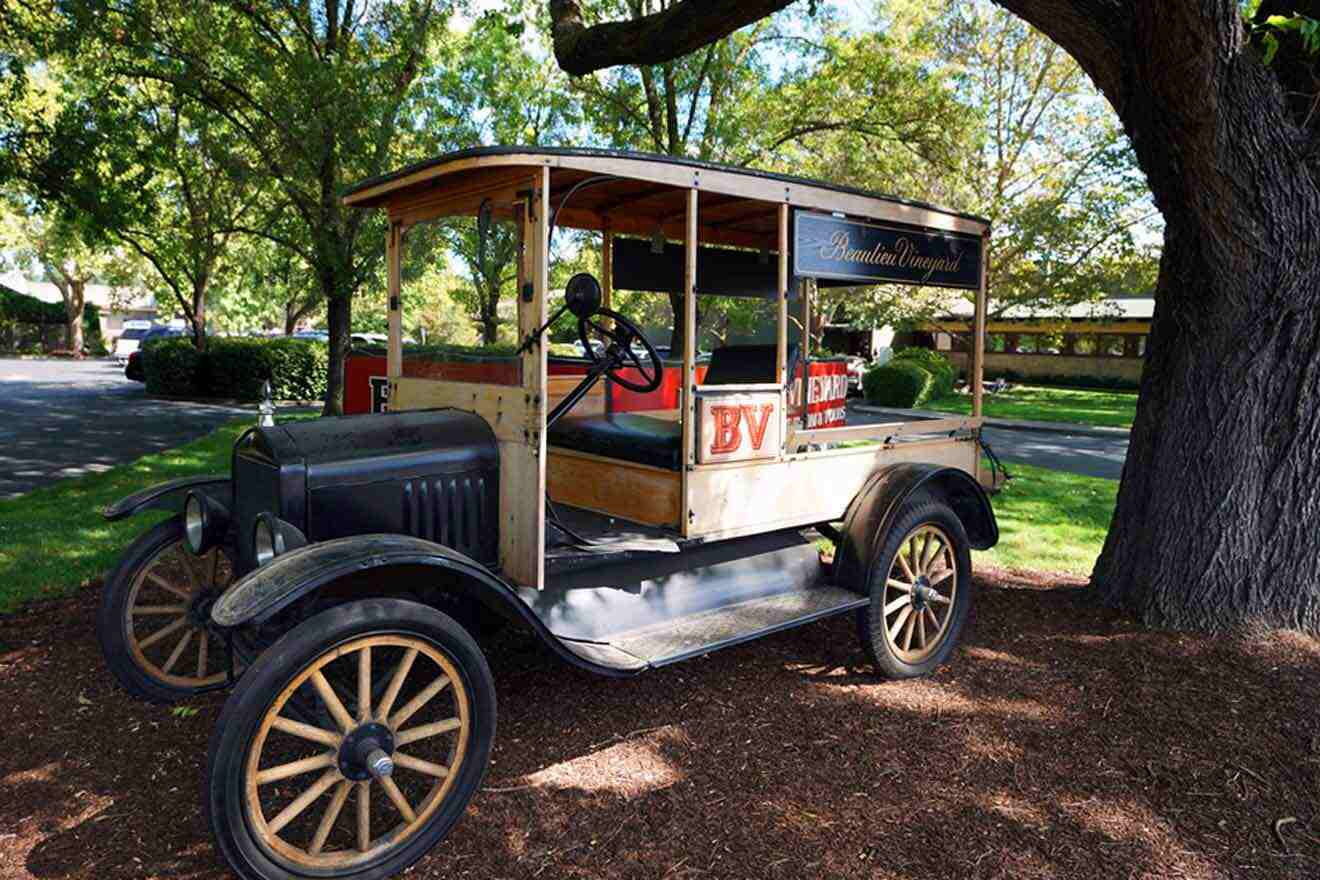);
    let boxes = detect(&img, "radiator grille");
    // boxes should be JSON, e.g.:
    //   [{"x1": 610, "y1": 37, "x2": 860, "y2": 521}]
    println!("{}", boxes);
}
[{"x1": 402, "y1": 474, "x2": 496, "y2": 564}]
